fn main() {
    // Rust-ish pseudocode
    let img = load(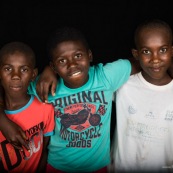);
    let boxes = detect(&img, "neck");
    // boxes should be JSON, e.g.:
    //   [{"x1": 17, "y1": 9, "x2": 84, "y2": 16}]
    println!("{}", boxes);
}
[
  {"x1": 141, "y1": 71, "x2": 172, "y2": 86},
  {"x1": 5, "y1": 94, "x2": 31, "y2": 110}
]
